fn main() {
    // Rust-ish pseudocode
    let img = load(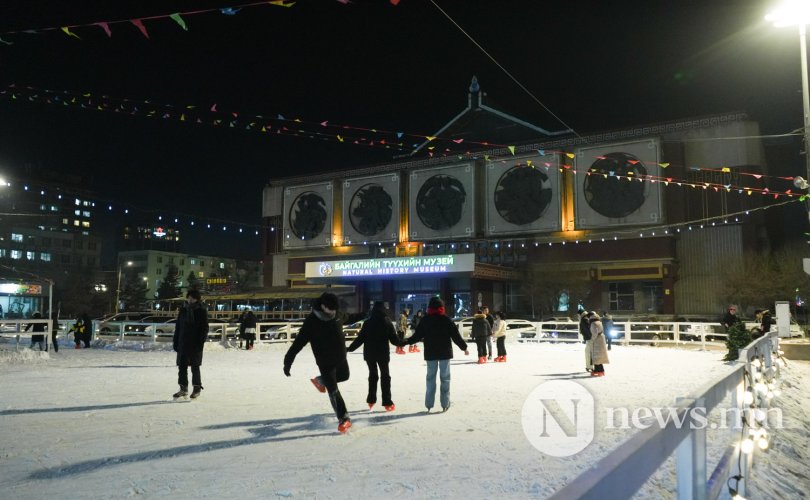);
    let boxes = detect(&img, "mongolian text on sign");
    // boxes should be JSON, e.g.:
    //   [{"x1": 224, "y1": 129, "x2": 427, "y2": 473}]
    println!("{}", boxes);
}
[{"x1": 305, "y1": 254, "x2": 475, "y2": 279}]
